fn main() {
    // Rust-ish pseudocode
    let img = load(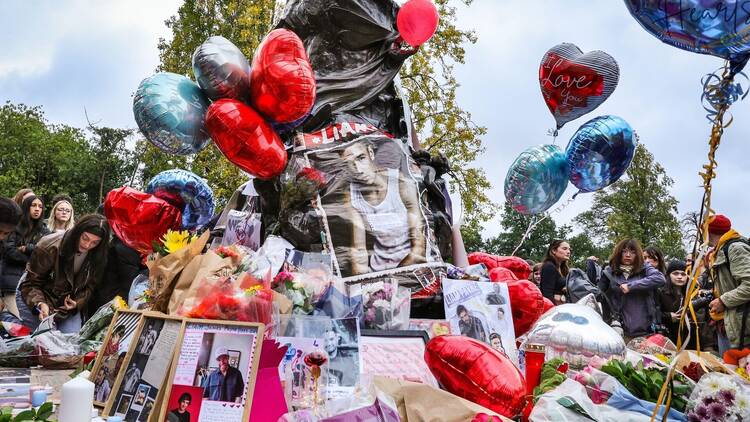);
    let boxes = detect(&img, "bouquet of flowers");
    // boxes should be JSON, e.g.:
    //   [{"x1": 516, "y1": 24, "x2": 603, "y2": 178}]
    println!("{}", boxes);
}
[
  {"x1": 146, "y1": 230, "x2": 209, "y2": 312},
  {"x1": 571, "y1": 365, "x2": 613, "y2": 404},
  {"x1": 723, "y1": 348, "x2": 750, "y2": 382},
  {"x1": 686, "y1": 373, "x2": 750, "y2": 421},
  {"x1": 280, "y1": 166, "x2": 328, "y2": 210},
  {"x1": 360, "y1": 279, "x2": 410, "y2": 330},
  {"x1": 178, "y1": 273, "x2": 275, "y2": 325},
  {"x1": 601, "y1": 358, "x2": 694, "y2": 412}
]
